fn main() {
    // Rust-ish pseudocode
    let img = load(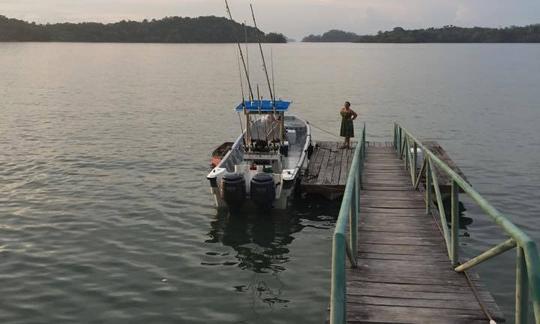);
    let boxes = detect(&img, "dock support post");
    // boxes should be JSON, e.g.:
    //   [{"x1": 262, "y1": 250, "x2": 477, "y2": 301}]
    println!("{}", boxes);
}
[
  {"x1": 451, "y1": 180, "x2": 460, "y2": 266},
  {"x1": 516, "y1": 247, "x2": 529, "y2": 324},
  {"x1": 425, "y1": 159, "x2": 432, "y2": 215}
]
